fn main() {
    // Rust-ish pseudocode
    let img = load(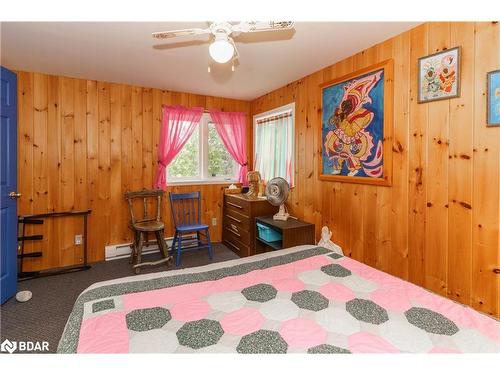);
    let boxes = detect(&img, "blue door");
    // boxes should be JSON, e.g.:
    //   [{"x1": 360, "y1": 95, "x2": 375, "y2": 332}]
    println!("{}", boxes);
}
[{"x1": 1, "y1": 66, "x2": 18, "y2": 304}]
